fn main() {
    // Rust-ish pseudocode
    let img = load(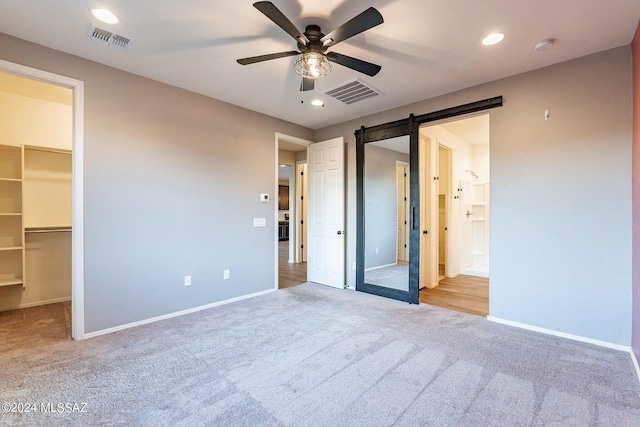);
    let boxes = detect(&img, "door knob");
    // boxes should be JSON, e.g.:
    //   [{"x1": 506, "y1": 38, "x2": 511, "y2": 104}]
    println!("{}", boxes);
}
[
  {"x1": 422, "y1": 230, "x2": 428, "y2": 235},
  {"x1": 337, "y1": 230, "x2": 343, "y2": 235}
]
